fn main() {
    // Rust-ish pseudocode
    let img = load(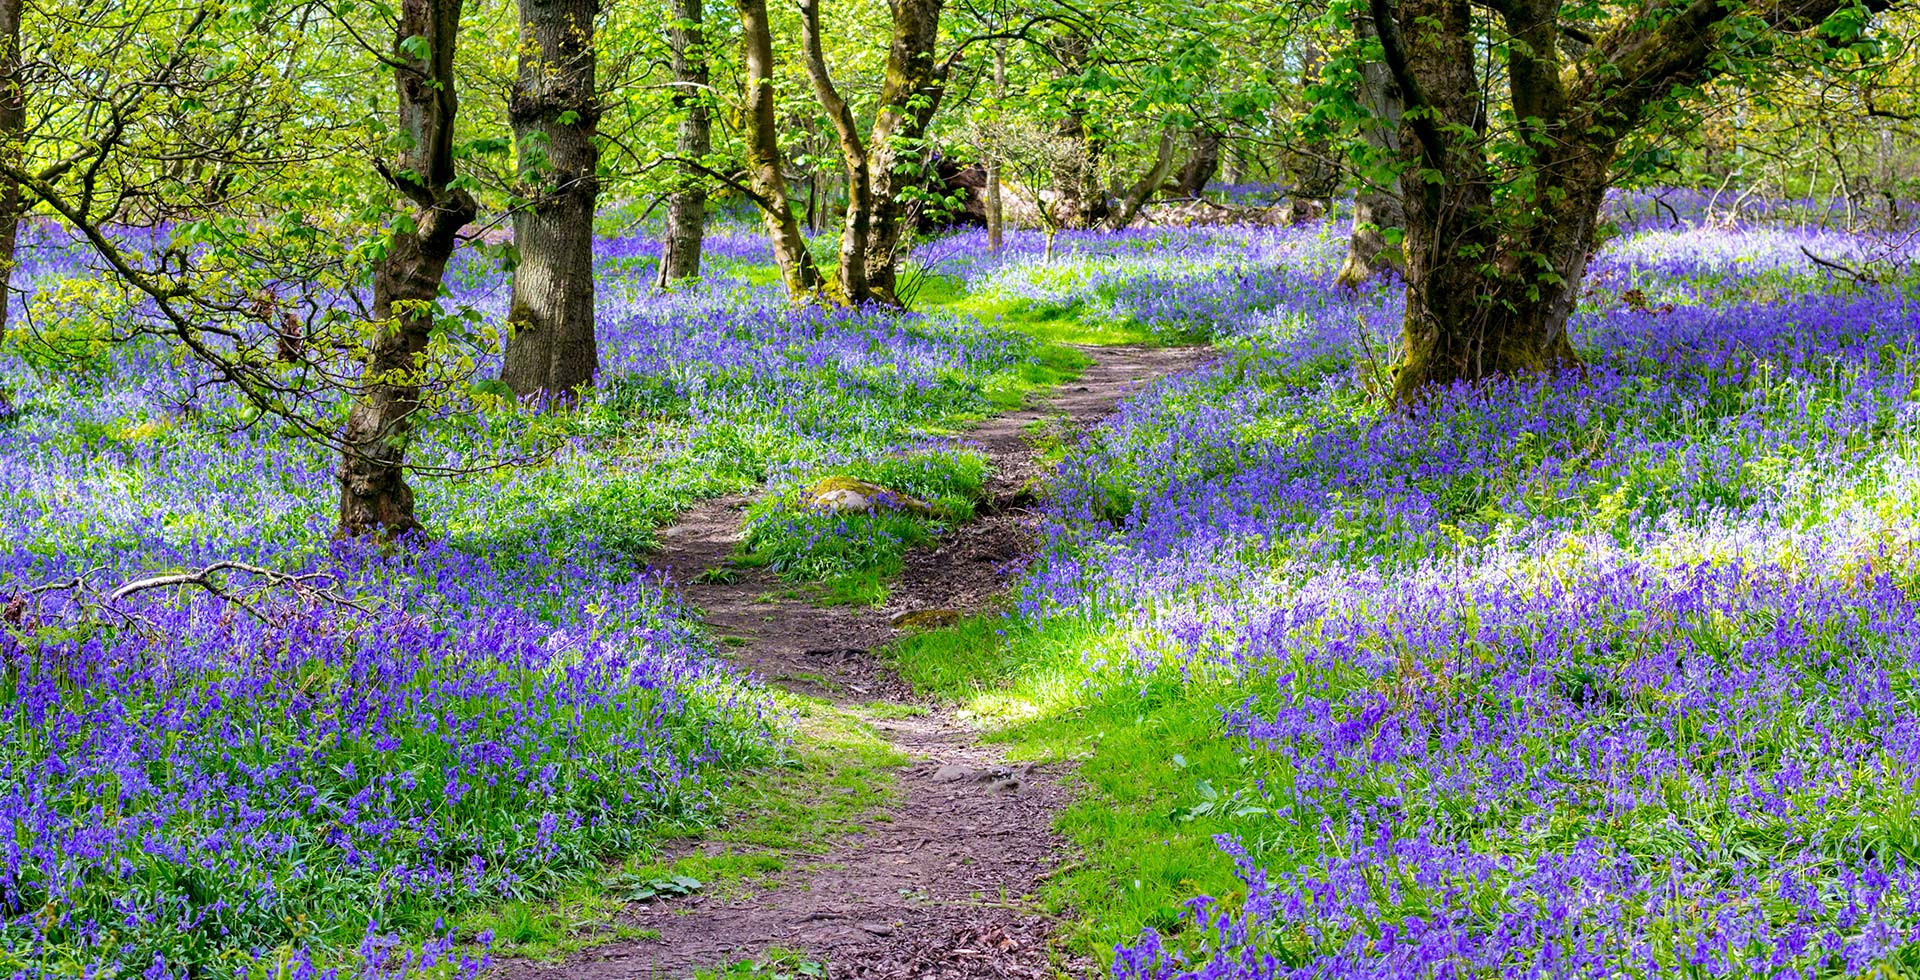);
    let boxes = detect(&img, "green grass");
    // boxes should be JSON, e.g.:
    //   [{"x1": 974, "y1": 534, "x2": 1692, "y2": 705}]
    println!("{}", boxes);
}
[
  {"x1": 456, "y1": 694, "x2": 907, "y2": 962},
  {"x1": 737, "y1": 448, "x2": 990, "y2": 605},
  {"x1": 694, "y1": 948, "x2": 827, "y2": 979},
  {"x1": 887, "y1": 615, "x2": 1260, "y2": 962},
  {"x1": 981, "y1": 342, "x2": 1093, "y2": 410},
  {"x1": 922, "y1": 284, "x2": 1159, "y2": 347}
]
